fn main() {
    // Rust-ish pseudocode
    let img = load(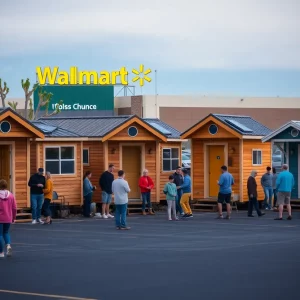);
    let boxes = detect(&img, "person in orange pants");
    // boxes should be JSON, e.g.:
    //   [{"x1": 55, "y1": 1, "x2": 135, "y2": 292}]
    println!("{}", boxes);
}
[{"x1": 178, "y1": 169, "x2": 192, "y2": 218}]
